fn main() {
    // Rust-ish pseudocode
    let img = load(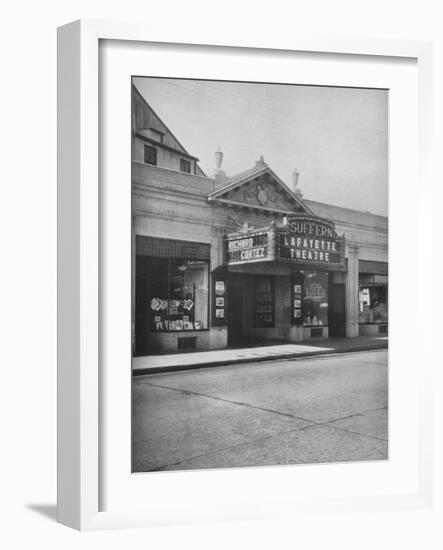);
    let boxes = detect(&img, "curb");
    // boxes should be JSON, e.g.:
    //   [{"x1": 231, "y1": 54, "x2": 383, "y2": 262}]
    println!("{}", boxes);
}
[{"x1": 132, "y1": 342, "x2": 388, "y2": 376}]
